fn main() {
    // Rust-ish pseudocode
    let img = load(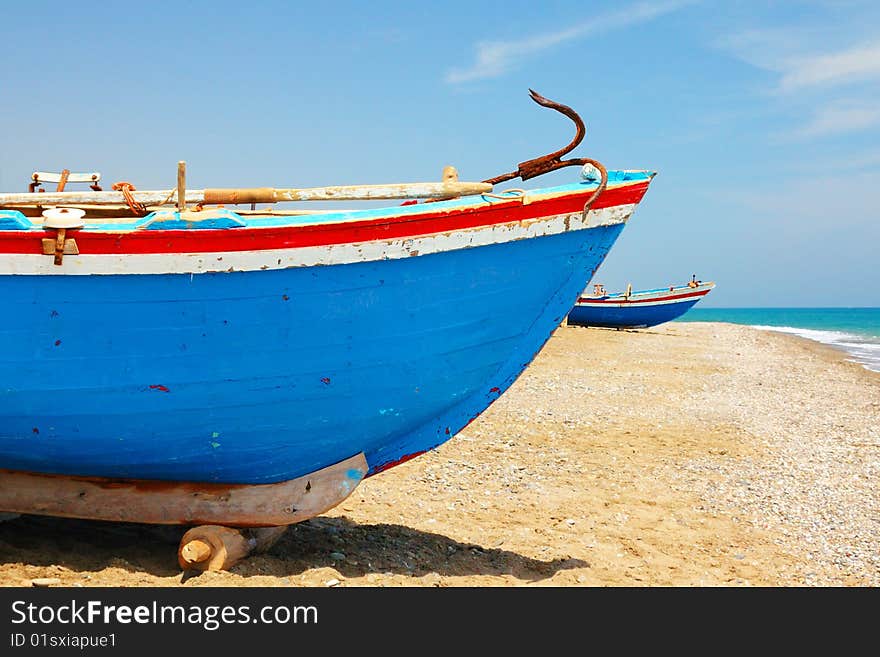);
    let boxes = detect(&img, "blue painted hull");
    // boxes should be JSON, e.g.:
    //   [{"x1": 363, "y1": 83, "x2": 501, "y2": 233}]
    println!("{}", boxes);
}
[
  {"x1": 567, "y1": 297, "x2": 702, "y2": 329},
  {"x1": 0, "y1": 225, "x2": 624, "y2": 484}
]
